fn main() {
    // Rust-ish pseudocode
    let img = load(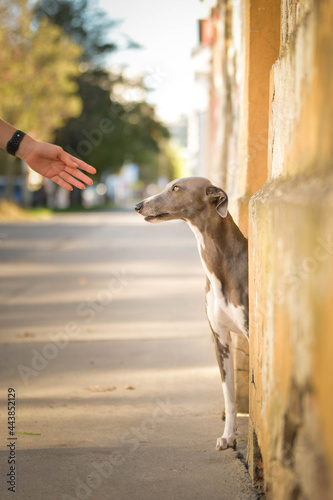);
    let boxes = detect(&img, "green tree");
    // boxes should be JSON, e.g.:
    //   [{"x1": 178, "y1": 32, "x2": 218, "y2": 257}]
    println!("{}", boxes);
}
[
  {"x1": 35, "y1": 0, "x2": 122, "y2": 67},
  {"x1": 0, "y1": 0, "x2": 82, "y2": 141},
  {"x1": 0, "y1": 0, "x2": 83, "y2": 200},
  {"x1": 35, "y1": 0, "x2": 171, "y2": 186},
  {"x1": 56, "y1": 70, "x2": 170, "y2": 181}
]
